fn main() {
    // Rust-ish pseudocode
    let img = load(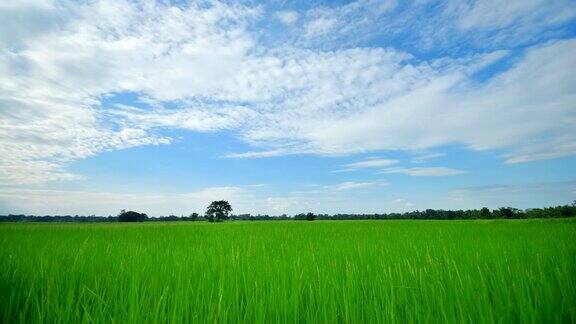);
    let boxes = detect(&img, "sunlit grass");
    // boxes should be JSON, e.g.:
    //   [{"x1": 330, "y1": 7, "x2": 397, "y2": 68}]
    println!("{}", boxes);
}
[{"x1": 1, "y1": 219, "x2": 575, "y2": 323}]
